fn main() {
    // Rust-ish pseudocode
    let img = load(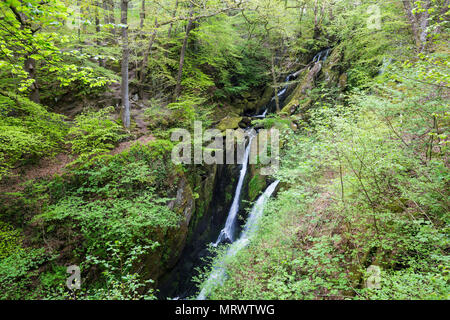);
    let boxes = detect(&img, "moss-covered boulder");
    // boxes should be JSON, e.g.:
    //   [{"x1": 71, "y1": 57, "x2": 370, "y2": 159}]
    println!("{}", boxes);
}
[
  {"x1": 217, "y1": 115, "x2": 243, "y2": 131},
  {"x1": 255, "y1": 85, "x2": 274, "y2": 112}
]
